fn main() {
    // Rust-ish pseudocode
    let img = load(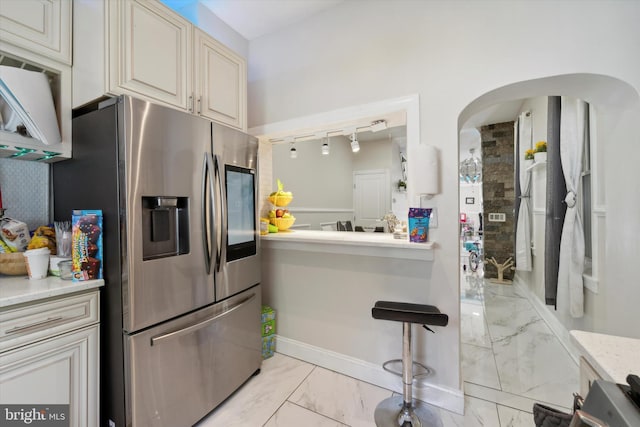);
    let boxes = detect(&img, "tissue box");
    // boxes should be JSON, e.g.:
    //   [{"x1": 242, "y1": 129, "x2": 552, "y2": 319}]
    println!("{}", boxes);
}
[
  {"x1": 261, "y1": 305, "x2": 276, "y2": 336},
  {"x1": 71, "y1": 210, "x2": 103, "y2": 281},
  {"x1": 408, "y1": 208, "x2": 432, "y2": 243},
  {"x1": 262, "y1": 335, "x2": 276, "y2": 359},
  {"x1": 261, "y1": 305, "x2": 276, "y2": 359}
]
